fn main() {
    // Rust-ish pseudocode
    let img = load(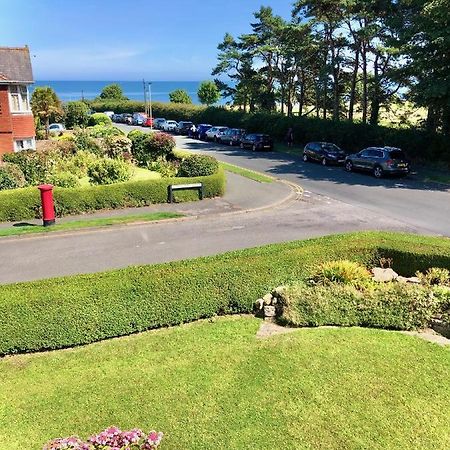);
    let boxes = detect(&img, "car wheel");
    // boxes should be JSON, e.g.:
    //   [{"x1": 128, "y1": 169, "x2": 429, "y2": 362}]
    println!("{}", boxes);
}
[
  {"x1": 252, "y1": 144, "x2": 257, "y2": 151},
  {"x1": 345, "y1": 161, "x2": 353, "y2": 172},
  {"x1": 321, "y1": 157, "x2": 327, "y2": 166},
  {"x1": 302, "y1": 153, "x2": 308, "y2": 162},
  {"x1": 373, "y1": 166, "x2": 383, "y2": 178}
]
